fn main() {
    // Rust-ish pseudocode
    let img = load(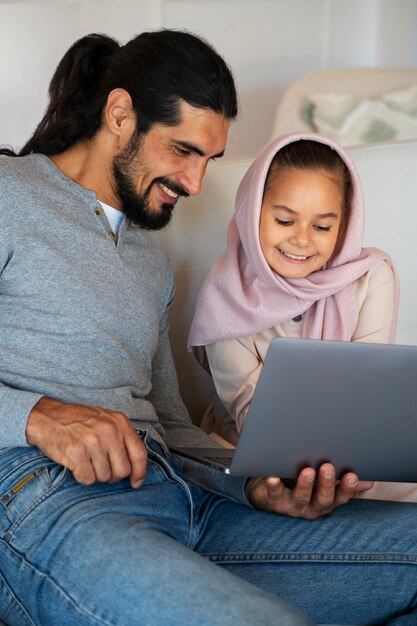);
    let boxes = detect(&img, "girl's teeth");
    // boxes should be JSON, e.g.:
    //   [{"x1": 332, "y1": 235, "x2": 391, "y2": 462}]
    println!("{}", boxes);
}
[
  {"x1": 281, "y1": 250, "x2": 308, "y2": 261},
  {"x1": 159, "y1": 183, "x2": 178, "y2": 198}
]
